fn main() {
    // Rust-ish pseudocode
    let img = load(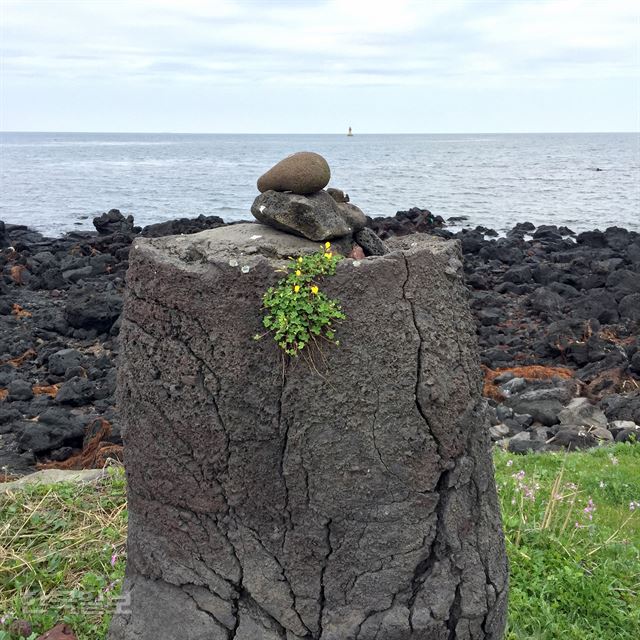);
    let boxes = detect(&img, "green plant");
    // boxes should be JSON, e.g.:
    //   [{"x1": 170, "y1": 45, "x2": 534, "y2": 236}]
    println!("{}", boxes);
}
[
  {"x1": 256, "y1": 242, "x2": 345, "y2": 357},
  {"x1": 0, "y1": 466, "x2": 127, "y2": 640}
]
